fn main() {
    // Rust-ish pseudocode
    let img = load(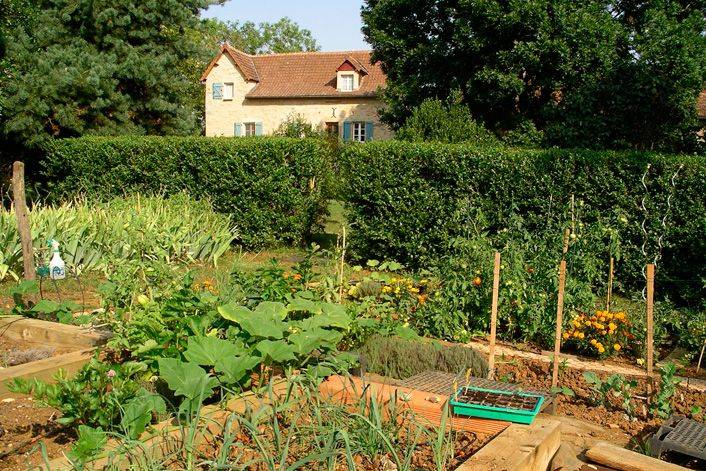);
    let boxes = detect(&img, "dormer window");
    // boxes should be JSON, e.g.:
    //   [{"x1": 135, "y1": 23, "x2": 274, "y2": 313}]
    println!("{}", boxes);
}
[{"x1": 339, "y1": 73, "x2": 355, "y2": 92}]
